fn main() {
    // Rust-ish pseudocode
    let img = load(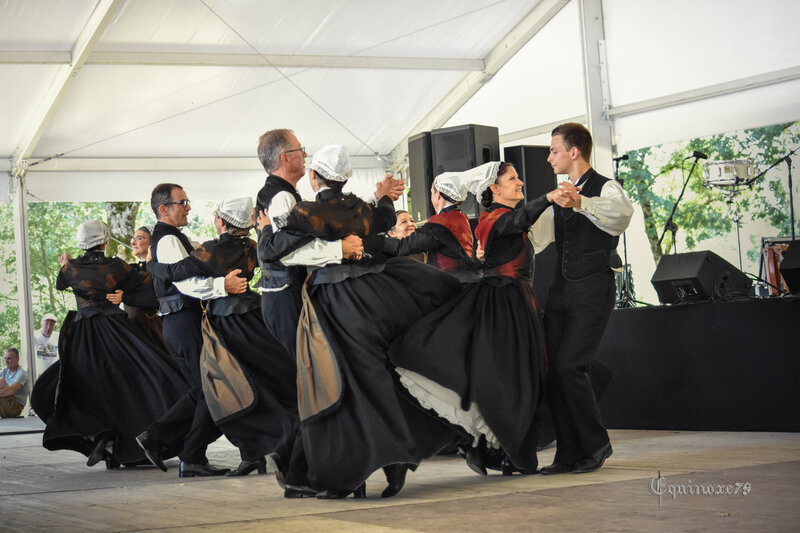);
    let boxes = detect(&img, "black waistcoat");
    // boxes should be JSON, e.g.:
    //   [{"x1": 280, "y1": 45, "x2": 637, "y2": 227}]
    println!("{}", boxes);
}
[
  {"x1": 553, "y1": 168, "x2": 618, "y2": 281},
  {"x1": 255, "y1": 174, "x2": 307, "y2": 287},
  {"x1": 151, "y1": 221, "x2": 201, "y2": 313}
]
